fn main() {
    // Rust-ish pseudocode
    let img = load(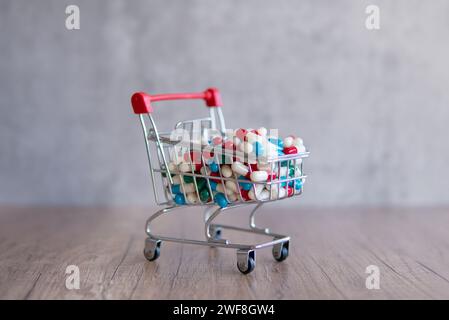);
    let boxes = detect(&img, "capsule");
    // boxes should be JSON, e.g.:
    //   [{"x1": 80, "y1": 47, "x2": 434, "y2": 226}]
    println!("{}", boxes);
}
[
  {"x1": 283, "y1": 136, "x2": 294, "y2": 148},
  {"x1": 257, "y1": 127, "x2": 268, "y2": 136},
  {"x1": 174, "y1": 194, "x2": 186, "y2": 205},
  {"x1": 225, "y1": 180, "x2": 239, "y2": 193},
  {"x1": 214, "y1": 192, "x2": 228, "y2": 208},
  {"x1": 238, "y1": 176, "x2": 252, "y2": 191},
  {"x1": 227, "y1": 192, "x2": 238, "y2": 202},
  {"x1": 239, "y1": 141, "x2": 253, "y2": 154},
  {"x1": 231, "y1": 161, "x2": 249, "y2": 176},
  {"x1": 283, "y1": 146, "x2": 298, "y2": 155},
  {"x1": 235, "y1": 128, "x2": 248, "y2": 141},
  {"x1": 181, "y1": 183, "x2": 196, "y2": 193},
  {"x1": 221, "y1": 165, "x2": 233, "y2": 178},
  {"x1": 186, "y1": 192, "x2": 199, "y2": 204},
  {"x1": 200, "y1": 188, "x2": 211, "y2": 202},
  {"x1": 179, "y1": 162, "x2": 192, "y2": 173},
  {"x1": 250, "y1": 171, "x2": 268, "y2": 182},
  {"x1": 209, "y1": 162, "x2": 219, "y2": 173},
  {"x1": 171, "y1": 184, "x2": 182, "y2": 194}
]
